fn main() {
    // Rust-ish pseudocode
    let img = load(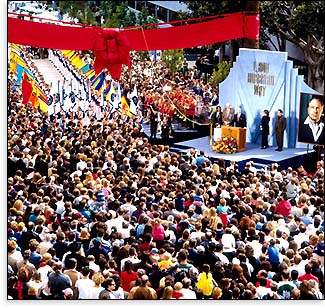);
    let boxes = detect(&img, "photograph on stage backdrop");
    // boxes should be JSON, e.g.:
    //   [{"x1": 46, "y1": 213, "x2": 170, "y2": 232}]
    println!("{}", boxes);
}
[{"x1": 298, "y1": 93, "x2": 325, "y2": 145}]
